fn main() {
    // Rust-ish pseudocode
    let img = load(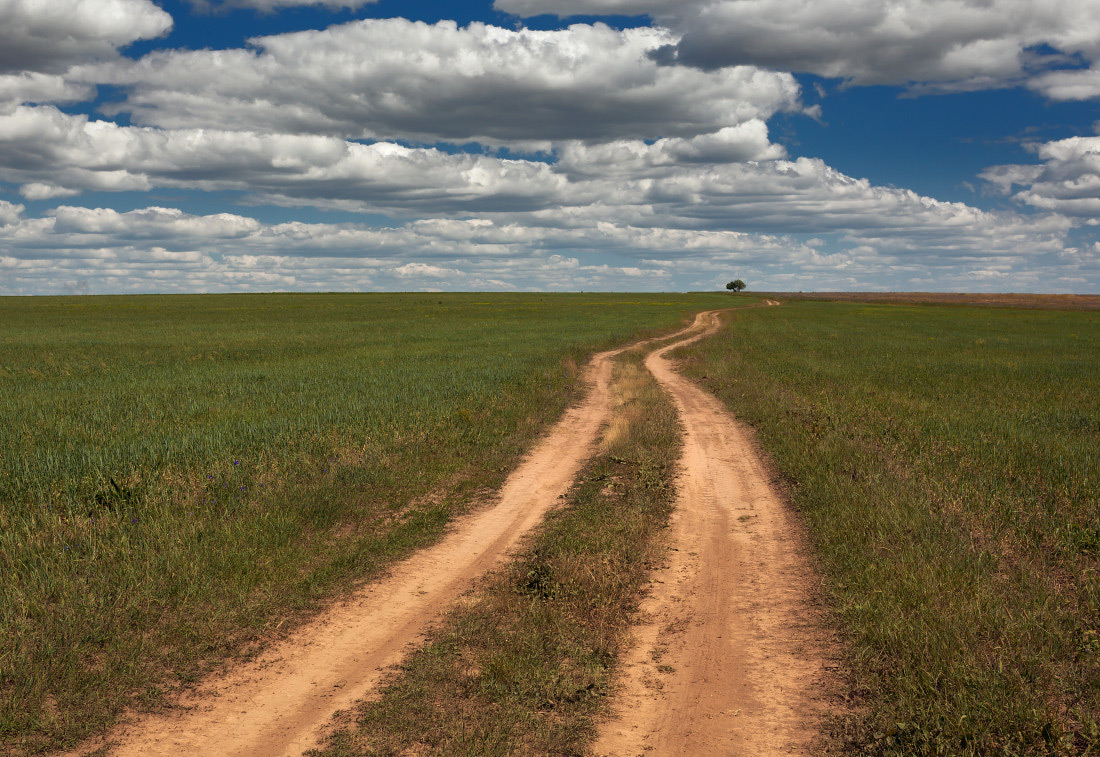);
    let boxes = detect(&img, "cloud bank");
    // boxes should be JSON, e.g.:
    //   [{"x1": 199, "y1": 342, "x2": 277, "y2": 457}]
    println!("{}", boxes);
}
[
  {"x1": 498, "y1": 0, "x2": 1100, "y2": 96},
  {"x1": 83, "y1": 20, "x2": 801, "y2": 146},
  {"x1": 2, "y1": 202, "x2": 1086, "y2": 296}
]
